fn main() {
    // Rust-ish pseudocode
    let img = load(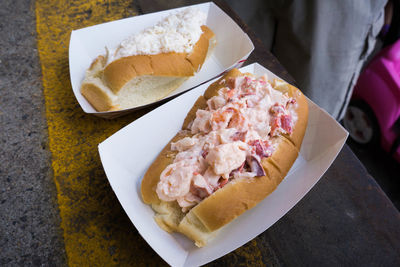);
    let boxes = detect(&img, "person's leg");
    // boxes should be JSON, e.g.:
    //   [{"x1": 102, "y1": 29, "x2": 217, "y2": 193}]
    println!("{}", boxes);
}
[
  {"x1": 271, "y1": 0, "x2": 386, "y2": 120},
  {"x1": 227, "y1": 0, "x2": 276, "y2": 50}
]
